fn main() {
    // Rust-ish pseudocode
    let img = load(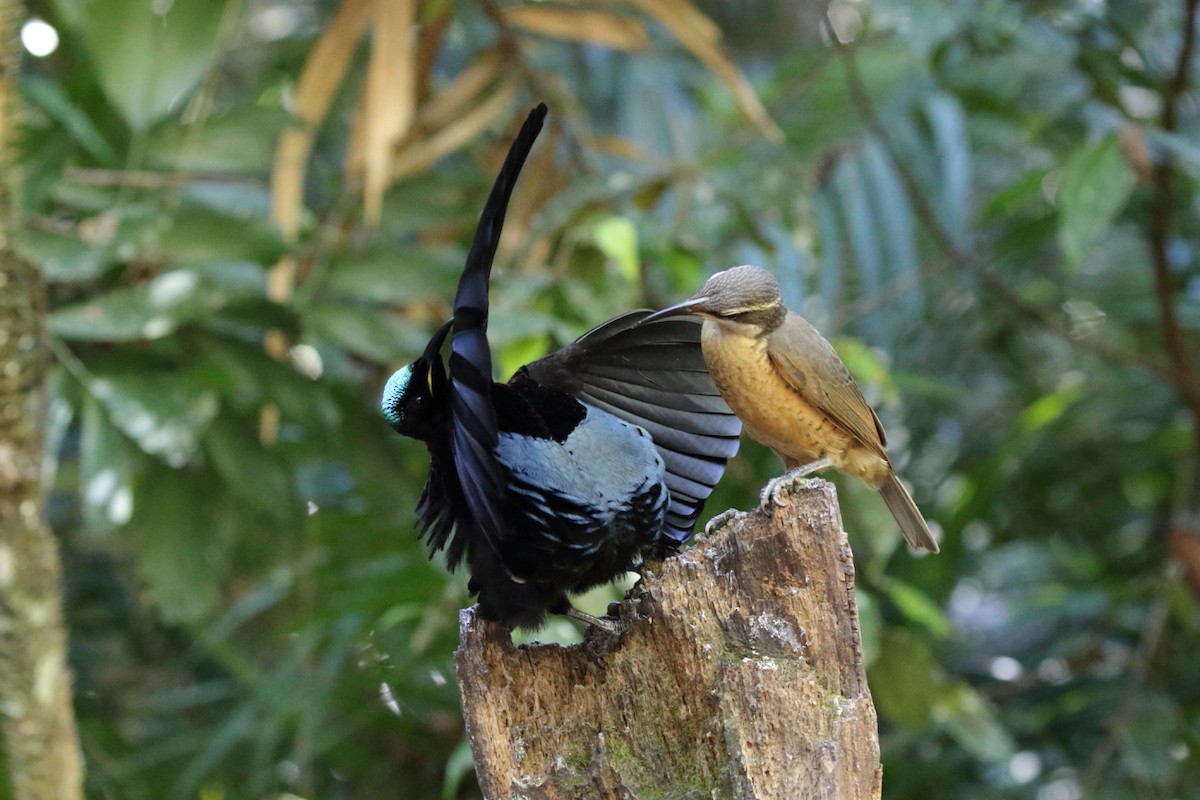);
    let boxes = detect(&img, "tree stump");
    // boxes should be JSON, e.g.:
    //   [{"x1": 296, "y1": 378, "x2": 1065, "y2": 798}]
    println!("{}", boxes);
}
[{"x1": 455, "y1": 477, "x2": 882, "y2": 800}]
